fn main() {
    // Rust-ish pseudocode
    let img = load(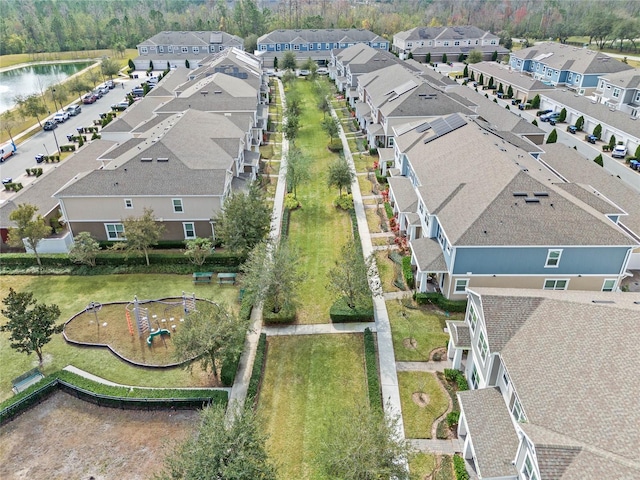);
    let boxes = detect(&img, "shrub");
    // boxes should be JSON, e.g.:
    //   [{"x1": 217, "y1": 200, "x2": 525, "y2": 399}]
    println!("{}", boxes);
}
[
  {"x1": 375, "y1": 173, "x2": 388, "y2": 185},
  {"x1": 220, "y1": 353, "x2": 240, "y2": 387},
  {"x1": 363, "y1": 328, "x2": 382, "y2": 411},
  {"x1": 530, "y1": 94, "x2": 540, "y2": 108},
  {"x1": 593, "y1": 123, "x2": 602, "y2": 140},
  {"x1": 453, "y1": 454, "x2": 469, "y2": 480},
  {"x1": 281, "y1": 208, "x2": 291, "y2": 238},
  {"x1": 284, "y1": 193, "x2": 300, "y2": 210},
  {"x1": 593, "y1": 154, "x2": 604, "y2": 167},
  {"x1": 447, "y1": 411, "x2": 460, "y2": 427},
  {"x1": 383, "y1": 202, "x2": 394, "y2": 219},
  {"x1": 334, "y1": 194, "x2": 353, "y2": 210},
  {"x1": 247, "y1": 333, "x2": 267, "y2": 402},
  {"x1": 402, "y1": 256, "x2": 414, "y2": 289},
  {"x1": 414, "y1": 292, "x2": 467, "y2": 313},
  {"x1": 262, "y1": 298, "x2": 296, "y2": 324},
  {"x1": 329, "y1": 296, "x2": 374, "y2": 322}
]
